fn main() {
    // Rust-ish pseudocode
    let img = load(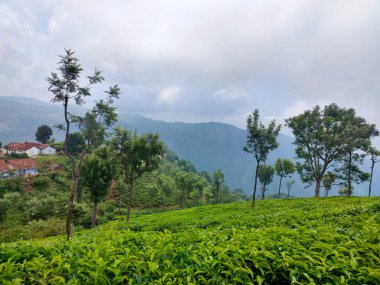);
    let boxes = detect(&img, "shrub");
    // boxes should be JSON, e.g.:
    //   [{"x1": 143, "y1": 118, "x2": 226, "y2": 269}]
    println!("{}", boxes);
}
[
  {"x1": 27, "y1": 218, "x2": 66, "y2": 239},
  {"x1": 27, "y1": 195, "x2": 58, "y2": 220},
  {"x1": 0, "y1": 176, "x2": 24, "y2": 193},
  {"x1": 72, "y1": 202, "x2": 91, "y2": 228},
  {"x1": 31, "y1": 175, "x2": 52, "y2": 191}
]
